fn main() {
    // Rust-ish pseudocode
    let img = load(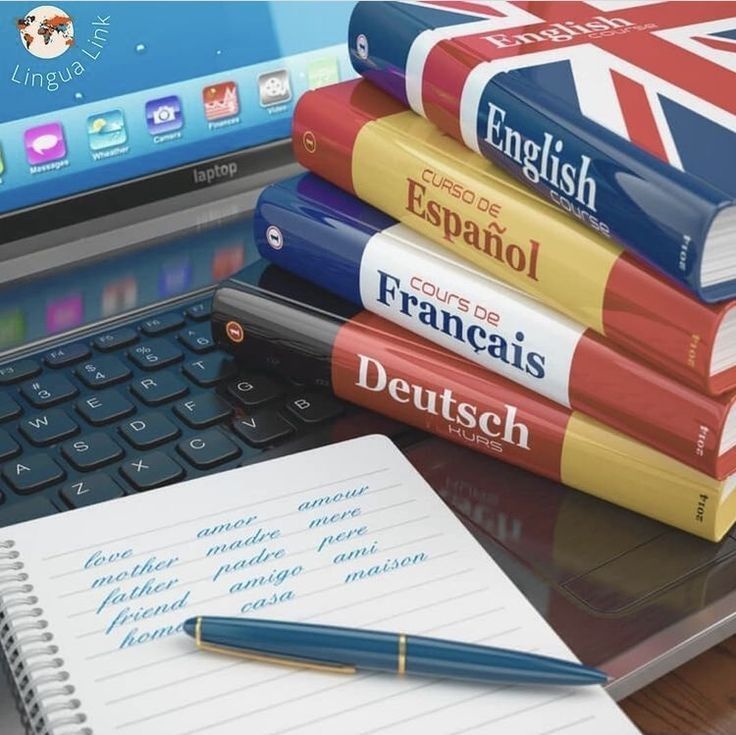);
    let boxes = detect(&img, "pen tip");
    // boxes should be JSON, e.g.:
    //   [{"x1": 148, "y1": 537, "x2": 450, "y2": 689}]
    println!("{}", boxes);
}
[{"x1": 183, "y1": 618, "x2": 197, "y2": 638}]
